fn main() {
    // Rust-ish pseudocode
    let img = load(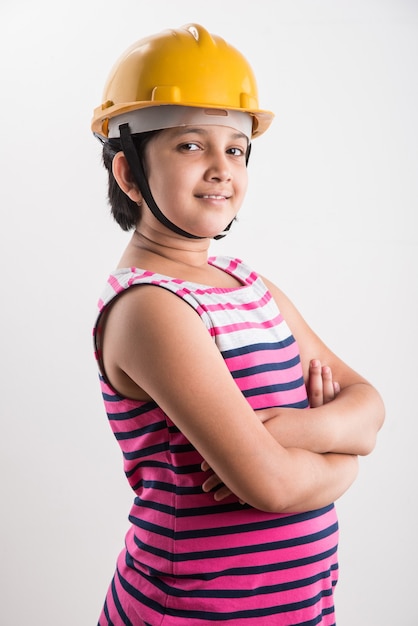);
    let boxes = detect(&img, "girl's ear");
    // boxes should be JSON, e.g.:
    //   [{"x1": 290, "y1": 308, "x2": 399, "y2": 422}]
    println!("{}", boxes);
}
[{"x1": 112, "y1": 152, "x2": 143, "y2": 204}]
